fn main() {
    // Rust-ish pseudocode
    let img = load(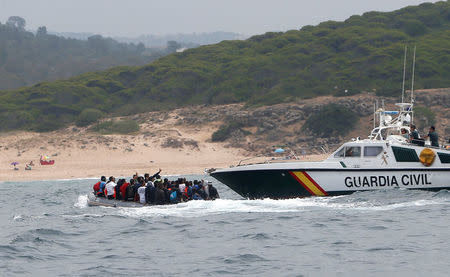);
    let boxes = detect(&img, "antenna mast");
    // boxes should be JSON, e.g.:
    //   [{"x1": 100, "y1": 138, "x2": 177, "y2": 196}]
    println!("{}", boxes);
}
[
  {"x1": 411, "y1": 46, "x2": 416, "y2": 103},
  {"x1": 401, "y1": 46, "x2": 407, "y2": 103}
]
